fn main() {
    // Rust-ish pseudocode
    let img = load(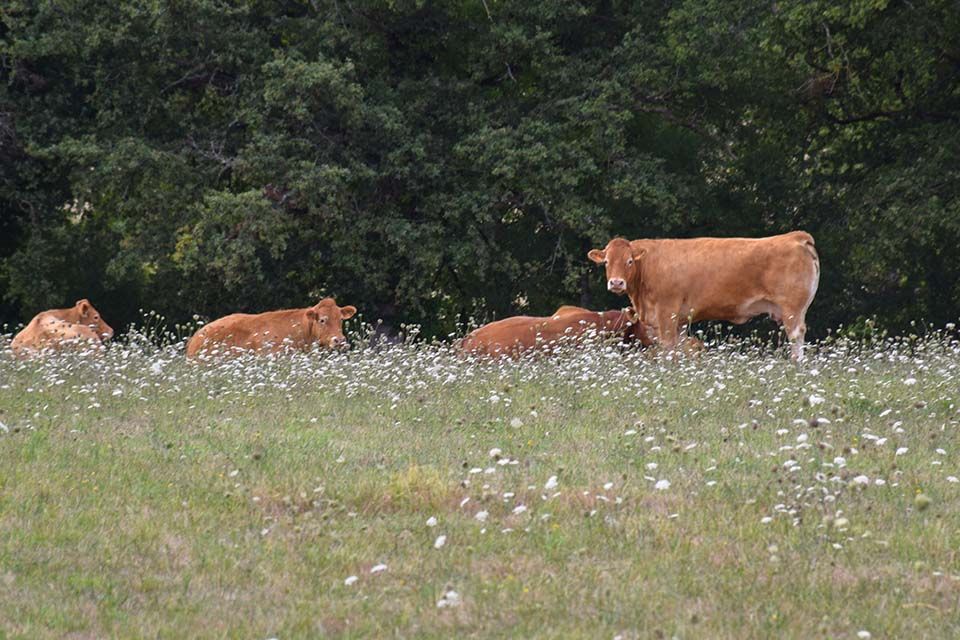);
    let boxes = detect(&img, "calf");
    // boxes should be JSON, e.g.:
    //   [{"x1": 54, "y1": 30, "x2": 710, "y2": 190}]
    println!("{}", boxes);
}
[
  {"x1": 186, "y1": 297, "x2": 357, "y2": 358},
  {"x1": 11, "y1": 299, "x2": 114, "y2": 357},
  {"x1": 459, "y1": 305, "x2": 651, "y2": 358}
]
